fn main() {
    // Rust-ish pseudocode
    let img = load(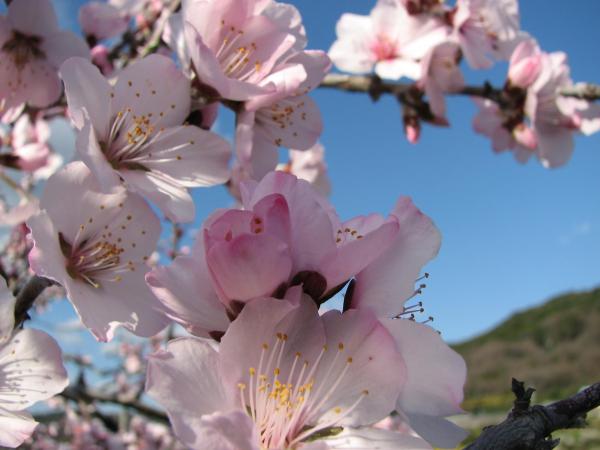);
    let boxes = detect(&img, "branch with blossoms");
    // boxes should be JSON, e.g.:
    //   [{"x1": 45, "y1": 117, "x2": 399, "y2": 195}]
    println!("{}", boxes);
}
[
  {"x1": 320, "y1": 73, "x2": 600, "y2": 103},
  {"x1": 0, "y1": 0, "x2": 599, "y2": 448}
]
